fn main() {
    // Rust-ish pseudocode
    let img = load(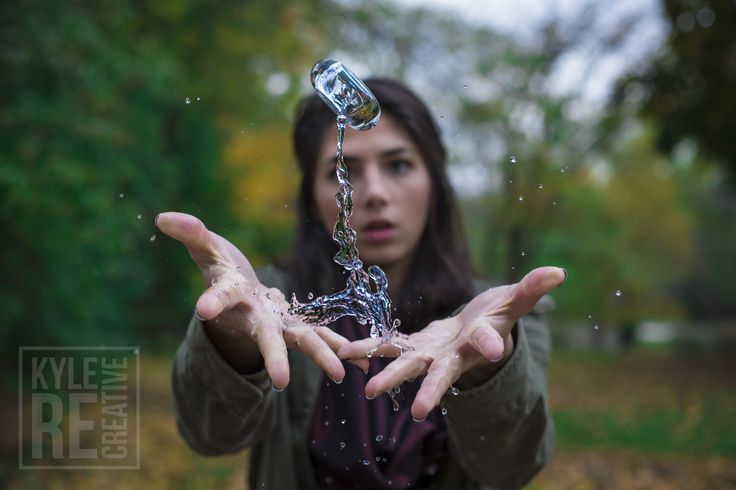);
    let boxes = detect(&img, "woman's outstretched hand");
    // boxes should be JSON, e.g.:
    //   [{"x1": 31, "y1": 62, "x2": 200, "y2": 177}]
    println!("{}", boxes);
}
[
  {"x1": 337, "y1": 267, "x2": 566, "y2": 421},
  {"x1": 156, "y1": 212, "x2": 368, "y2": 390}
]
